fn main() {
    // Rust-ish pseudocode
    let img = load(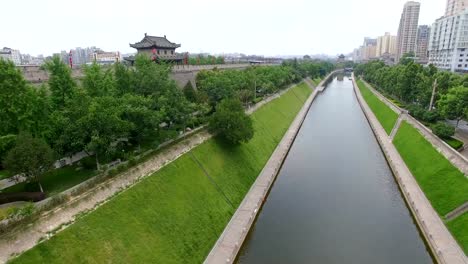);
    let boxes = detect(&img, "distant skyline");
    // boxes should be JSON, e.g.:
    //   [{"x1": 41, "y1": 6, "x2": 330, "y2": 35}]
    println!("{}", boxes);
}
[{"x1": 2, "y1": 0, "x2": 445, "y2": 57}]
